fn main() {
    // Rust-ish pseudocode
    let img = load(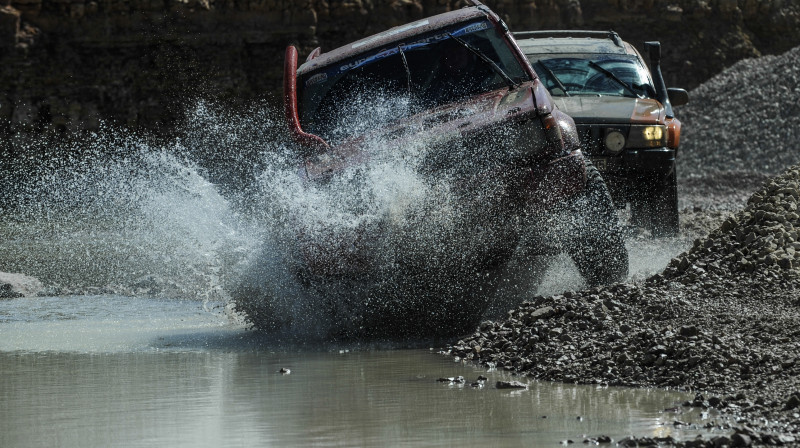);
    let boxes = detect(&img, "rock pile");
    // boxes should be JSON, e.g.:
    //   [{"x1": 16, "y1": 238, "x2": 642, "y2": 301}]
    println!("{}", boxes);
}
[
  {"x1": 664, "y1": 165, "x2": 800, "y2": 281},
  {"x1": 445, "y1": 163, "x2": 800, "y2": 444},
  {"x1": 678, "y1": 45, "x2": 800, "y2": 179}
]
